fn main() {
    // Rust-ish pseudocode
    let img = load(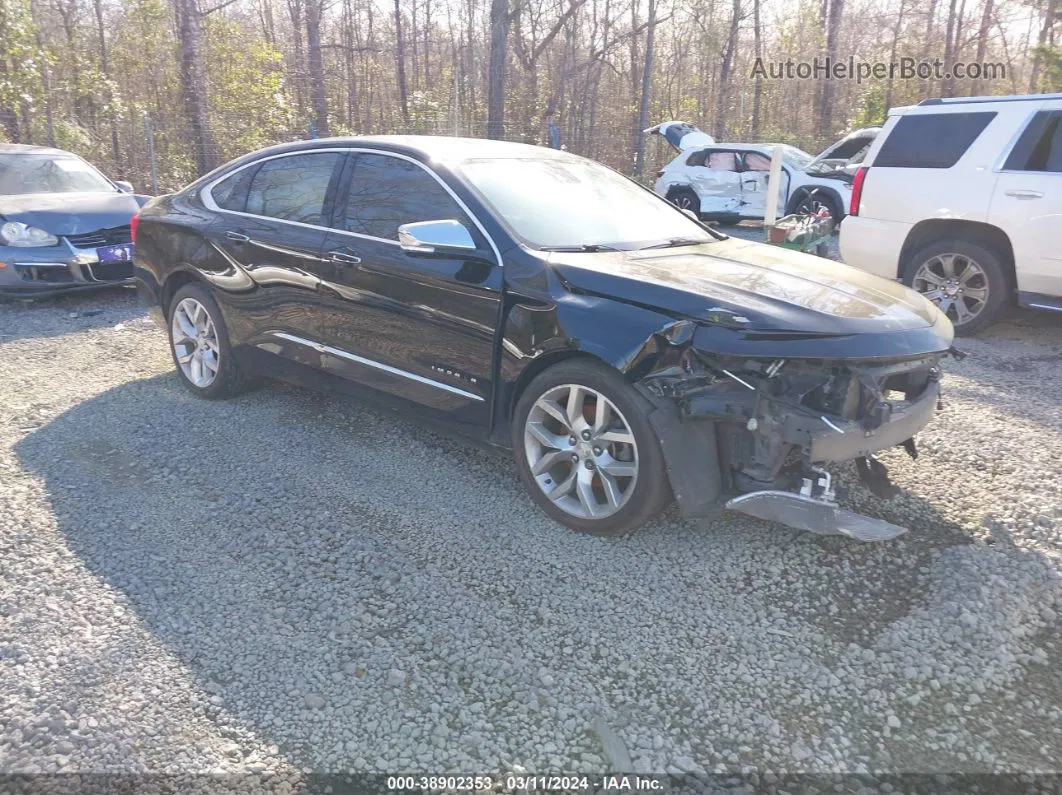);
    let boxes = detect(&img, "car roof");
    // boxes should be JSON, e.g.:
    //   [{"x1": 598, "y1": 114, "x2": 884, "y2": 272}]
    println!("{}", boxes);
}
[
  {"x1": 0, "y1": 143, "x2": 77, "y2": 157},
  {"x1": 188, "y1": 135, "x2": 582, "y2": 190},
  {"x1": 891, "y1": 93, "x2": 1062, "y2": 114}
]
